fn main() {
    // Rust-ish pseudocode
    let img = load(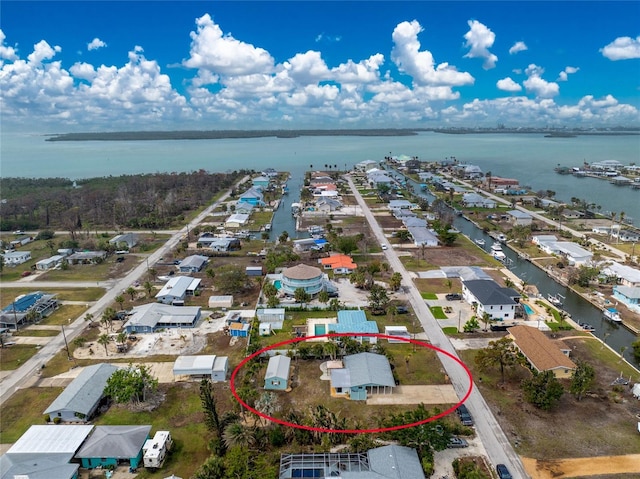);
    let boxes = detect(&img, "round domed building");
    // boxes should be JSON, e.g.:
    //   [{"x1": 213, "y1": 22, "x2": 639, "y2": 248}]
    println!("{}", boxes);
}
[{"x1": 280, "y1": 264, "x2": 325, "y2": 297}]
